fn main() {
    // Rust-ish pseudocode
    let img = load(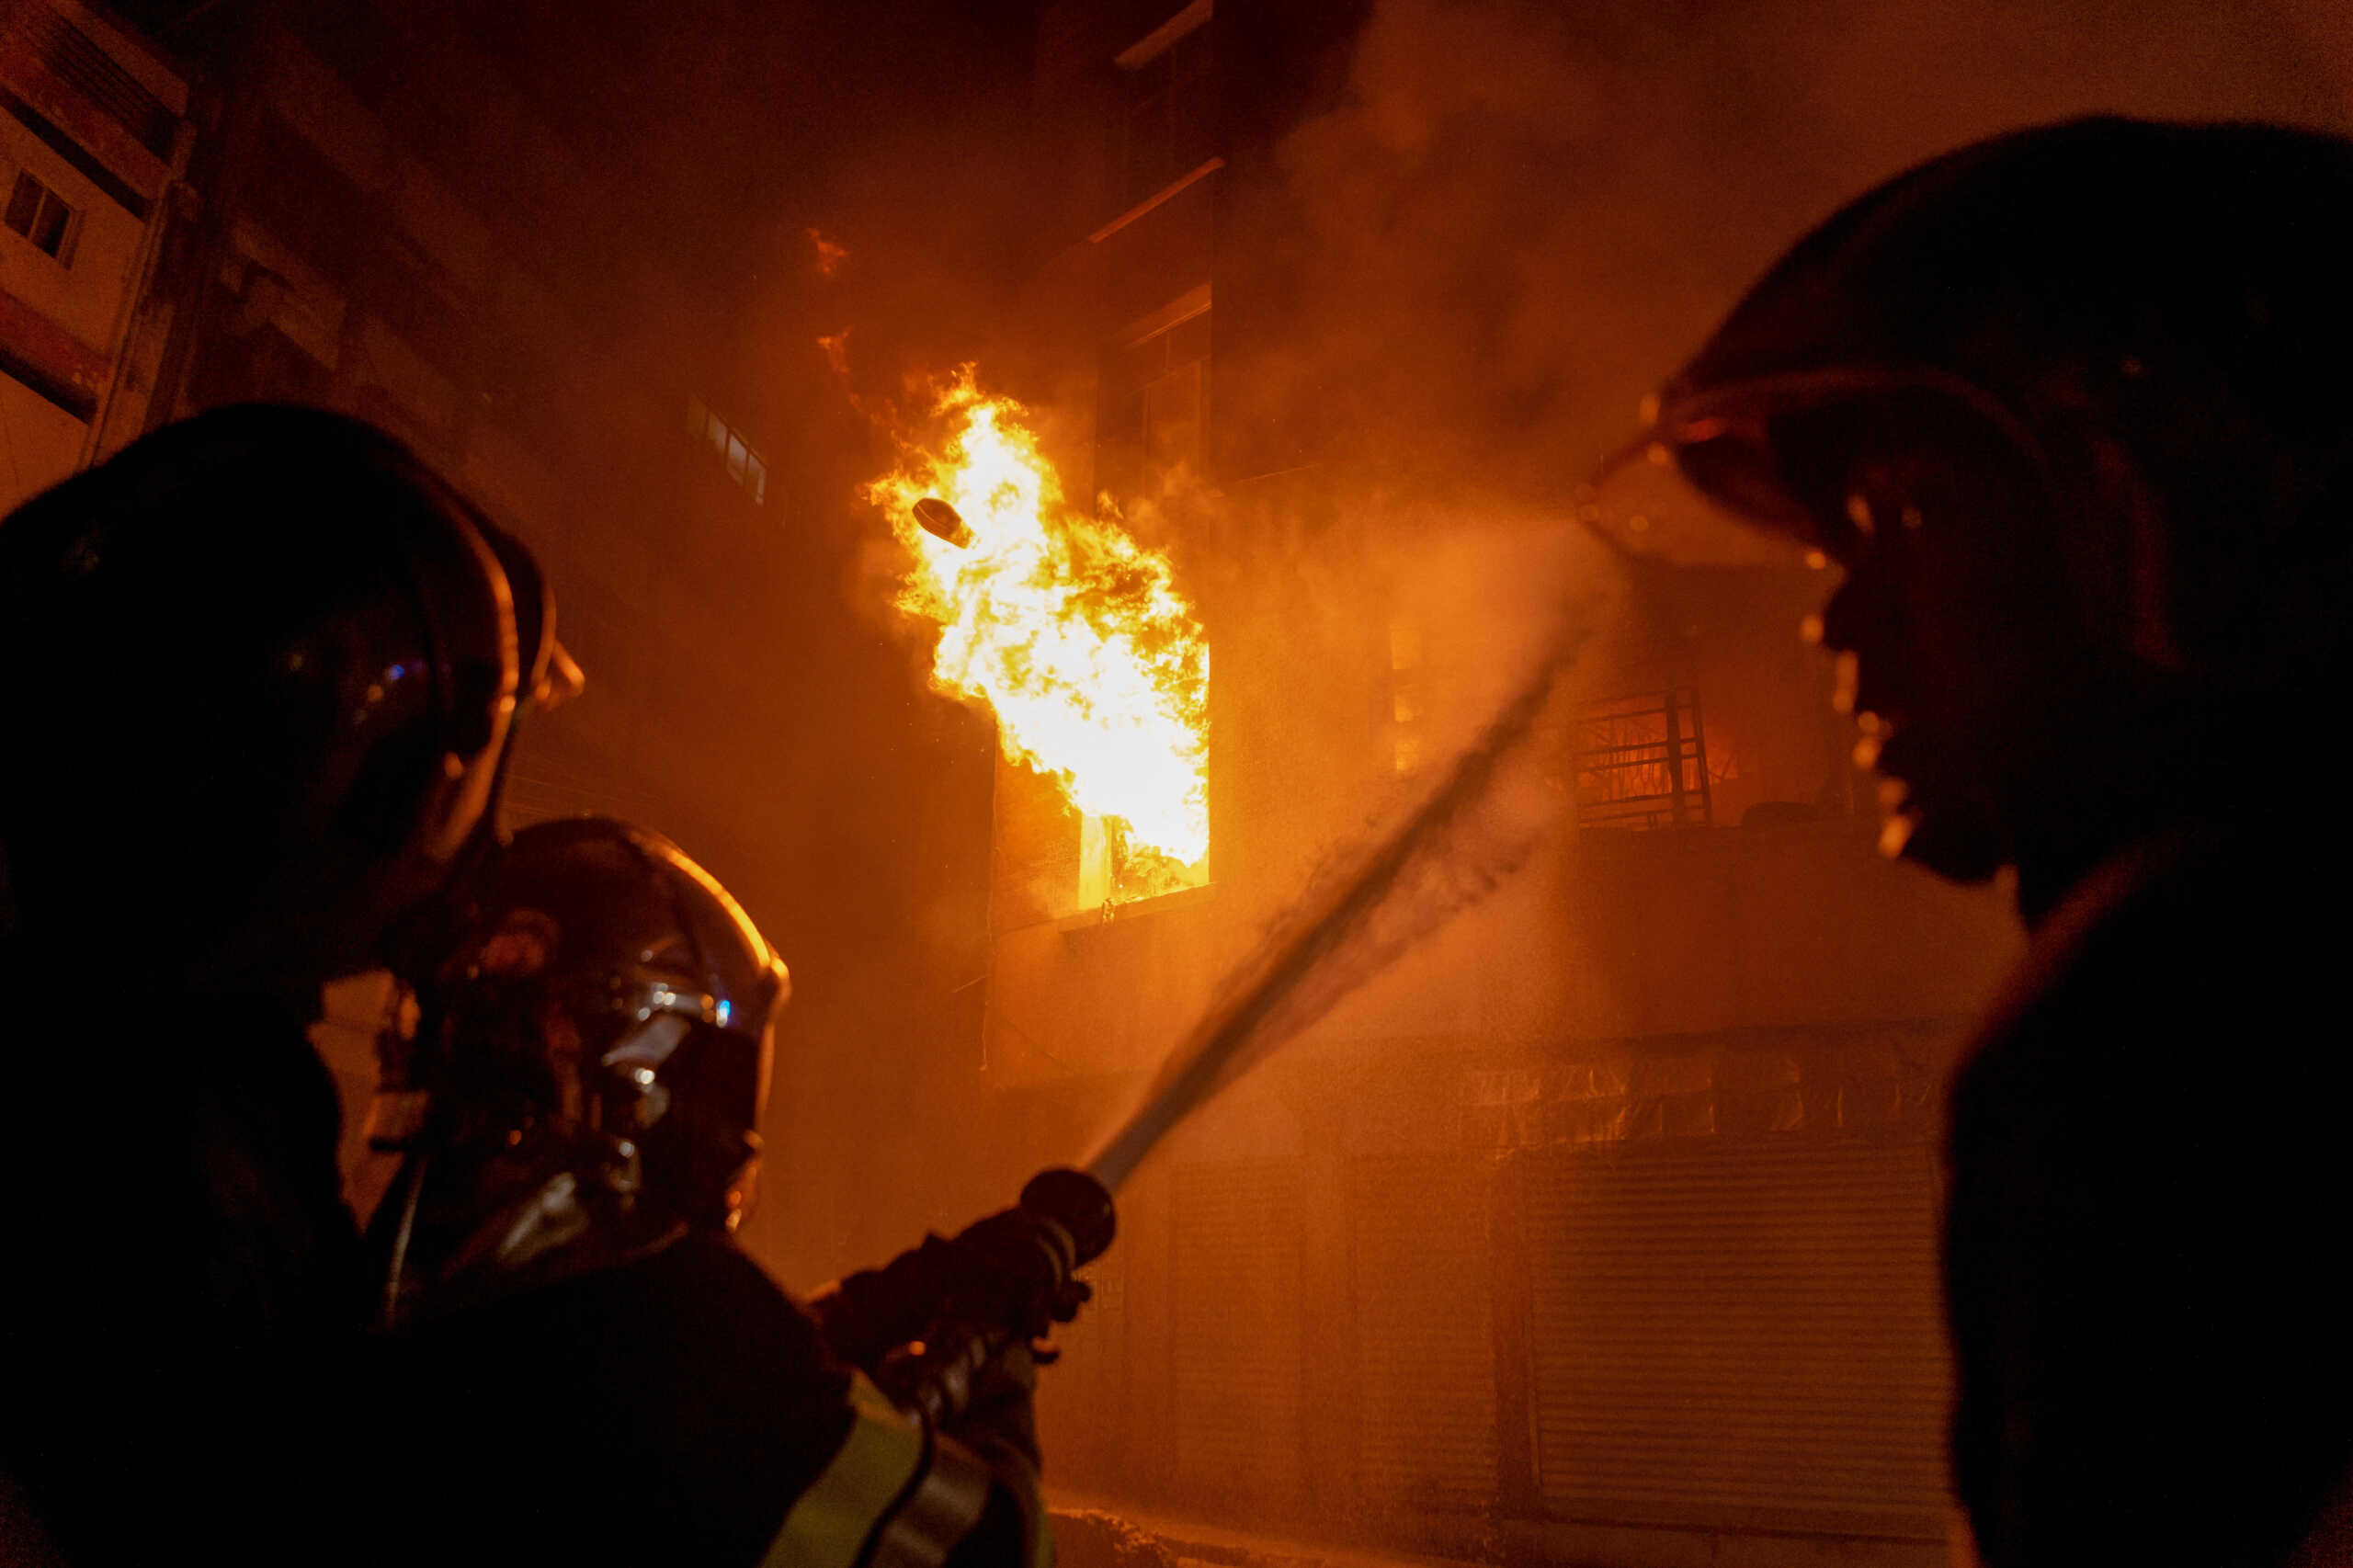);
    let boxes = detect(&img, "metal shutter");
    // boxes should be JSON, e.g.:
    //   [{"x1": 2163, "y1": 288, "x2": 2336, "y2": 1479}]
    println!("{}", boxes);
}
[
  {"x1": 1173, "y1": 1160, "x2": 1305, "y2": 1508},
  {"x1": 1349, "y1": 1153, "x2": 1500, "y2": 1511},
  {"x1": 1524, "y1": 1140, "x2": 1949, "y2": 1532}
]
